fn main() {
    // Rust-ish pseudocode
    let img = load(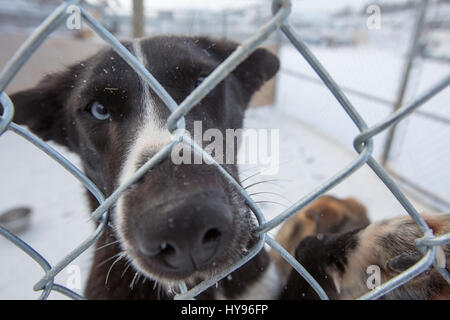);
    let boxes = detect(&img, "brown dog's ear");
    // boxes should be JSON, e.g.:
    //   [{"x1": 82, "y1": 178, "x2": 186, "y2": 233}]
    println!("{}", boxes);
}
[
  {"x1": 387, "y1": 252, "x2": 422, "y2": 273},
  {"x1": 9, "y1": 69, "x2": 75, "y2": 147},
  {"x1": 197, "y1": 38, "x2": 280, "y2": 96},
  {"x1": 388, "y1": 247, "x2": 446, "y2": 272}
]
